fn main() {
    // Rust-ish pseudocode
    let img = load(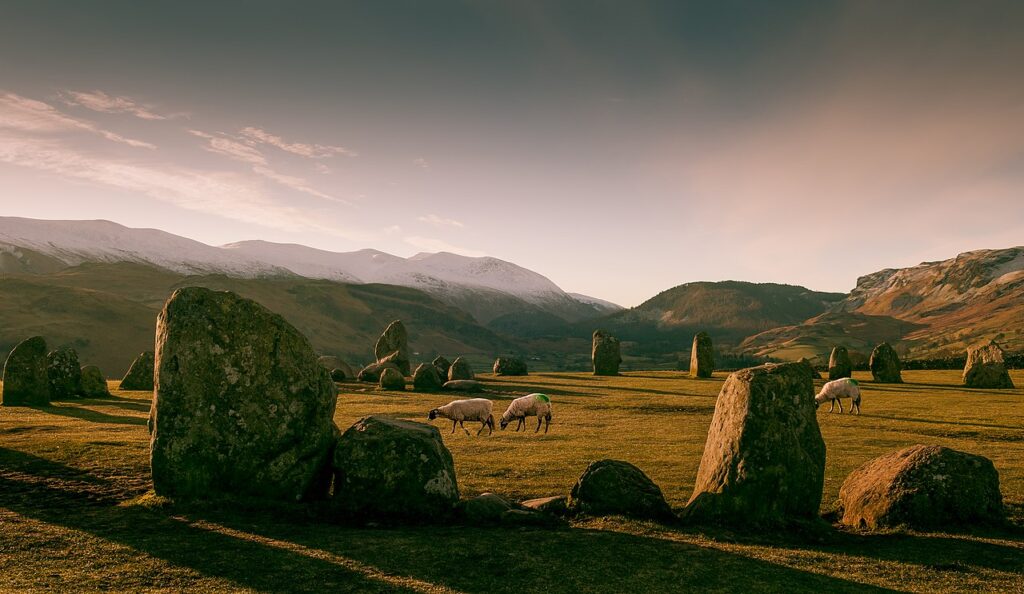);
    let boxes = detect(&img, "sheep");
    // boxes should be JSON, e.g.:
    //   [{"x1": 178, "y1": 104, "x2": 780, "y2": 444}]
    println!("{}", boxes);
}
[
  {"x1": 815, "y1": 378, "x2": 862, "y2": 414},
  {"x1": 428, "y1": 398, "x2": 495, "y2": 435},
  {"x1": 500, "y1": 393, "x2": 553, "y2": 433}
]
